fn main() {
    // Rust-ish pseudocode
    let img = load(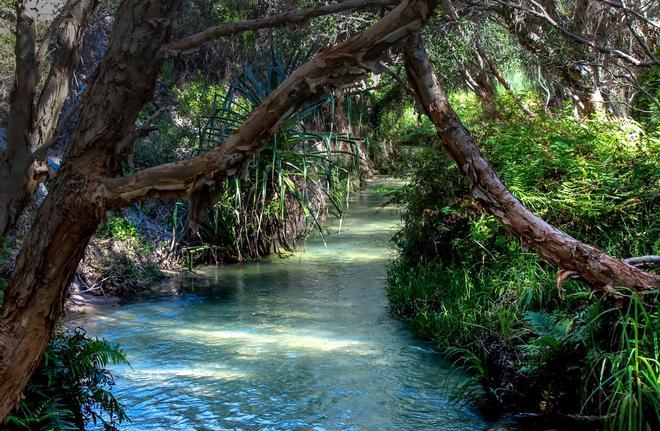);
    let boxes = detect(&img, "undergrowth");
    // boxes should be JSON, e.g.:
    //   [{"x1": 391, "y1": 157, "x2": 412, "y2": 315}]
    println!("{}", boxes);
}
[
  {"x1": 385, "y1": 95, "x2": 659, "y2": 429},
  {"x1": 89, "y1": 214, "x2": 165, "y2": 297}
]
